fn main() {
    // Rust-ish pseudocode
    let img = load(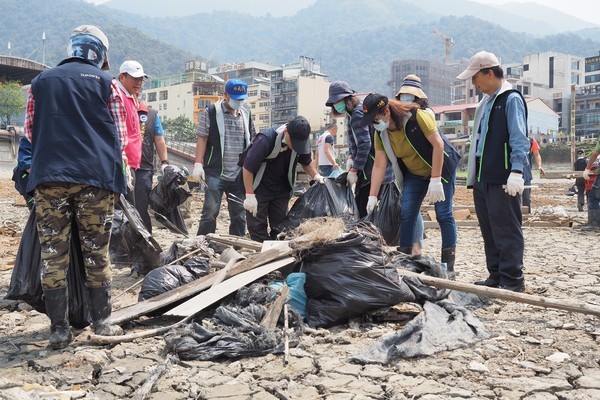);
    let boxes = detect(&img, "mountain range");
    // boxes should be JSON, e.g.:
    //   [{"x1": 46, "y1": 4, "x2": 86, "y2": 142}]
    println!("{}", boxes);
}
[{"x1": 2, "y1": 0, "x2": 600, "y2": 96}]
